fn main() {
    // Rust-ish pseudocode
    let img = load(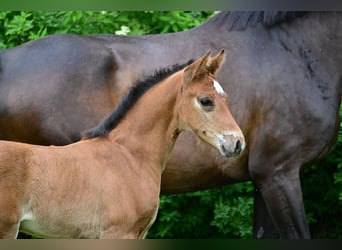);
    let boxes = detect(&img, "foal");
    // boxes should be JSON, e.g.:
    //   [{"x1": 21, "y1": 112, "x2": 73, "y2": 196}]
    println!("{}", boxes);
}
[{"x1": 0, "y1": 50, "x2": 245, "y2": 239}]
